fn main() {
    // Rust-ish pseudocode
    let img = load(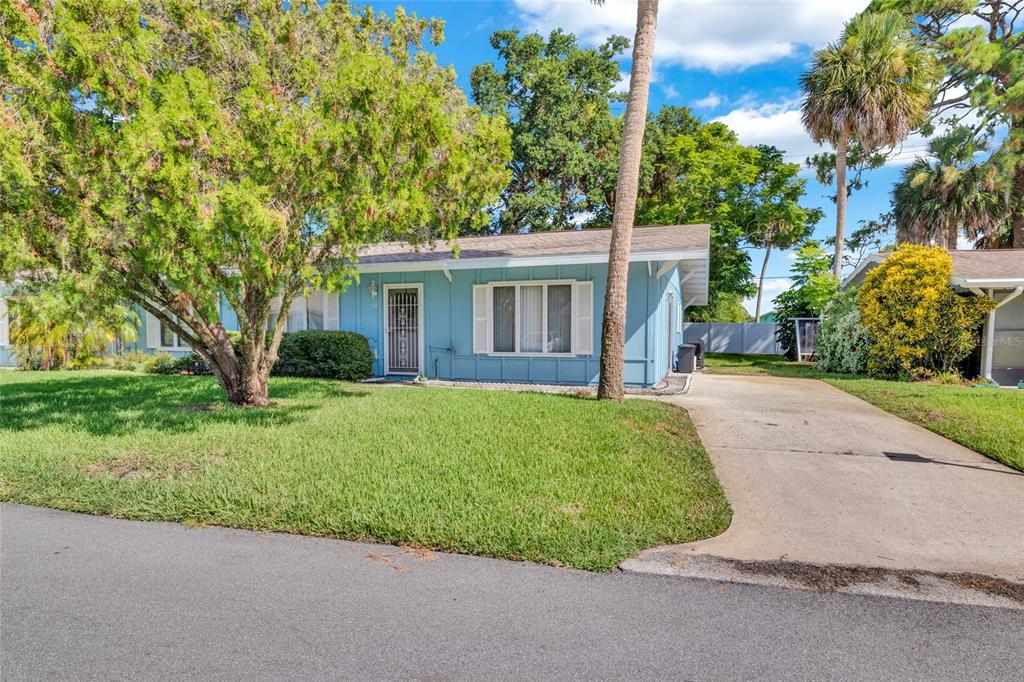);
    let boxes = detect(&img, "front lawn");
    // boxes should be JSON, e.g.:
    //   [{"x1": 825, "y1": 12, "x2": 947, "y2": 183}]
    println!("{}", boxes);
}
[
  {"x1": 705, "y1": 353, "x2": 1024, "y2": 472},
  {"x1": 0, "y1": 371, "x2": 730, "y2": 571}
]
